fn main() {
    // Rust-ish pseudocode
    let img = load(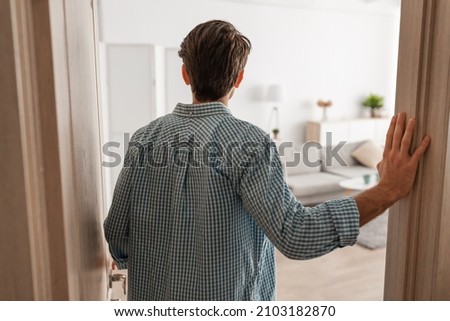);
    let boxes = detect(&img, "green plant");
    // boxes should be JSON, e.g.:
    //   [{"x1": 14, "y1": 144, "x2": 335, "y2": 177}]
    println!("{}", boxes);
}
[
  {"x1": 272, "y1": 128, "x2": 280, "y2": 138},
  {"x1": 363, "y1": 94, "x2": 384, "y2": 109}
]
